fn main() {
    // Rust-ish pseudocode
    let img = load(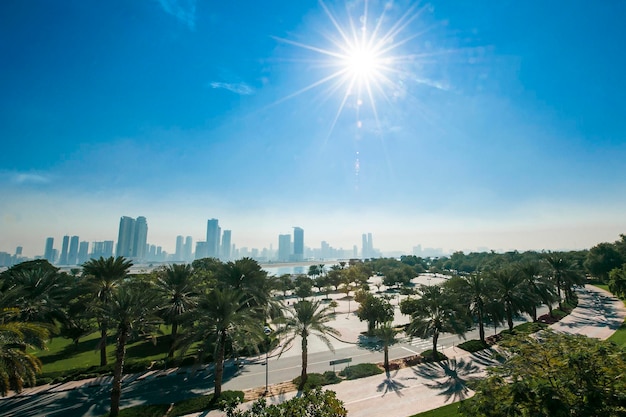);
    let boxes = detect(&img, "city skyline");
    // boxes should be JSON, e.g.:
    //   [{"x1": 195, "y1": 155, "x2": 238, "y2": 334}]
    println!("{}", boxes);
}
[{"x1": 2, "y1": 1, "x2": 625, "y2": 257}]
